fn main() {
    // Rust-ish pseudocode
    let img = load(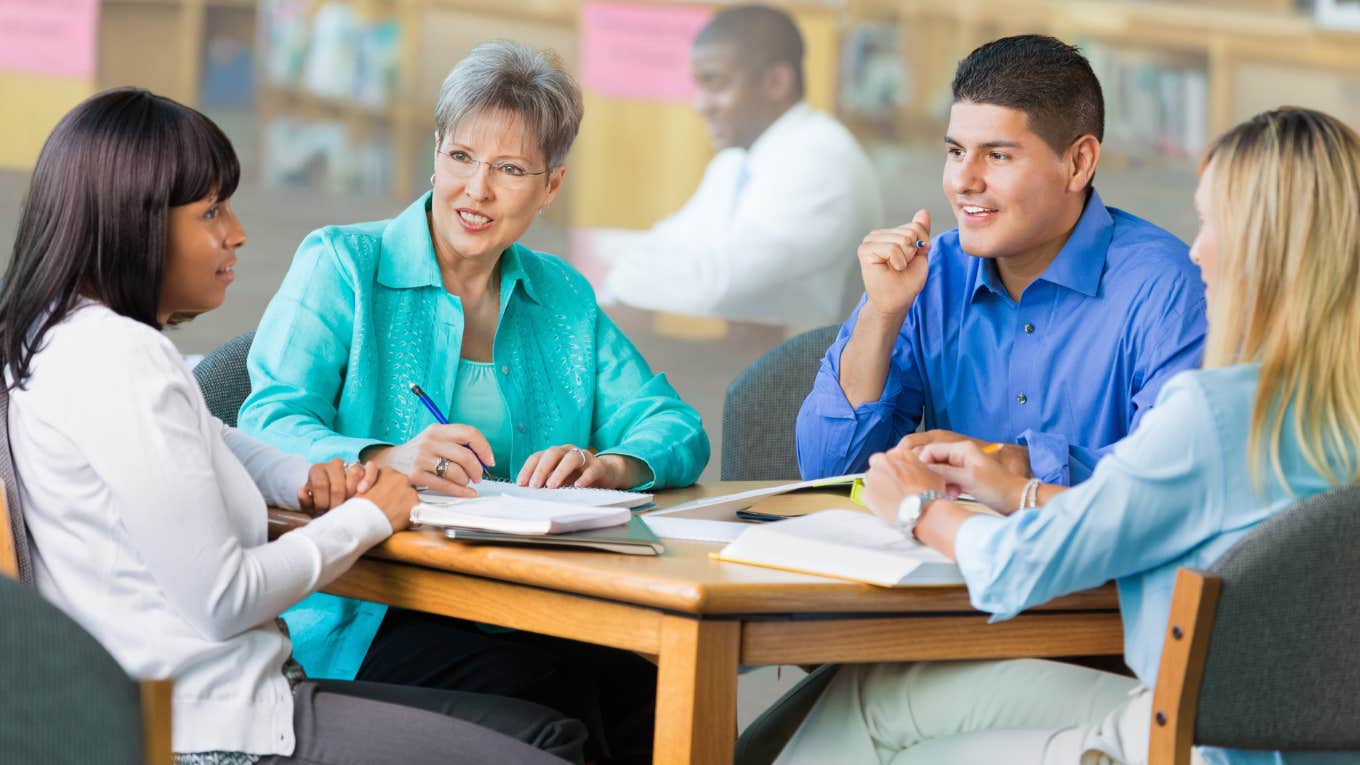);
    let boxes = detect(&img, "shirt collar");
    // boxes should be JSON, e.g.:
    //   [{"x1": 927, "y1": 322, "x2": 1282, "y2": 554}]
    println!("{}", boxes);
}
[
  {"x1": 746, "y1": 101, "x2": 809, "y2": 164},
  {"x1": 970, "y1": 188, "x2": 1112, "y2": 302},
  {"x1": 378, "y1": 191, "x2": 541, "y2": 305}
]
